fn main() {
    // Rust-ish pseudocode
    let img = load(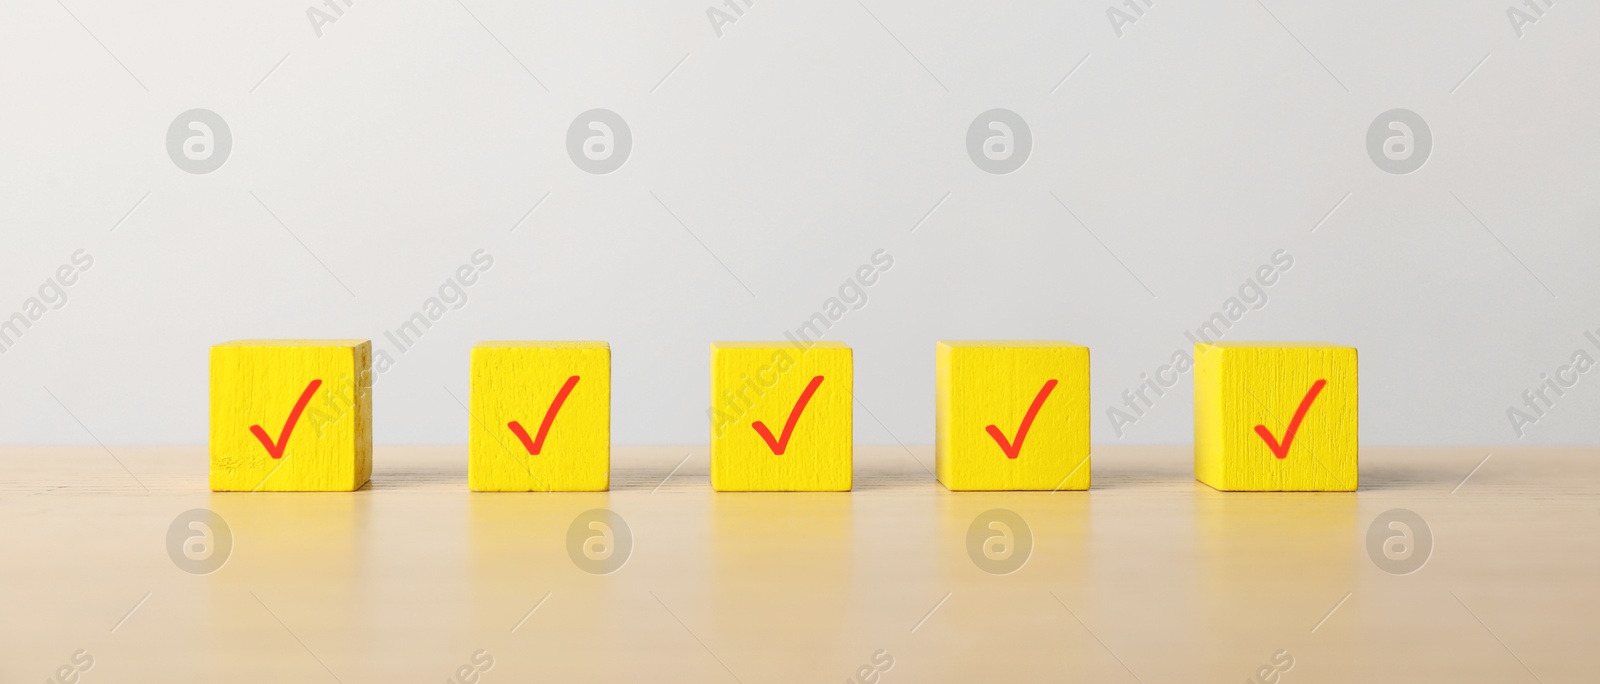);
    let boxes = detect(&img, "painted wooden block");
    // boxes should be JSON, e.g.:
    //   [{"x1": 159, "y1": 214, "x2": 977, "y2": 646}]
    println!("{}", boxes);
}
[
  {"x1": 710, "y1": 342, "x2": 851, "y2": 491},
  {"x1": 936, "y1": 341, "x2": 1090, "y2": 491},
  {"x1": 209, "y1": 340, "x2": 372, "y2": 492},
  {"x1": 1194, "y1": 342, "x2": 1358, "y2": 491},
  {"x1": 469, "y1": 341, "x2": 609, "y2": 492}
]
